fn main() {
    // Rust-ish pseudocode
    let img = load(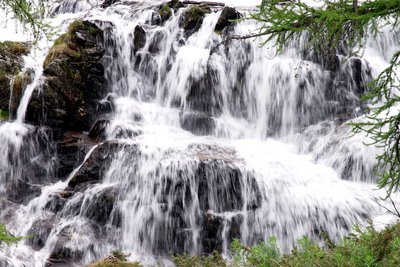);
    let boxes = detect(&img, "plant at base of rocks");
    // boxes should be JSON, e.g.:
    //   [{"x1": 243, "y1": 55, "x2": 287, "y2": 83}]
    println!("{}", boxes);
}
[
  {"x1": 231, "y1": 236, "x2": 281, "y2": 267},
  {"x1": 173, "y1": 251, "x2": 227, "y2": 267},
  {"x1": 0, "y1": 224, "x2": 23, "y2": 247},
  {"x1": 88, "y1": 250, "x2": 142, "y2": 267}
]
